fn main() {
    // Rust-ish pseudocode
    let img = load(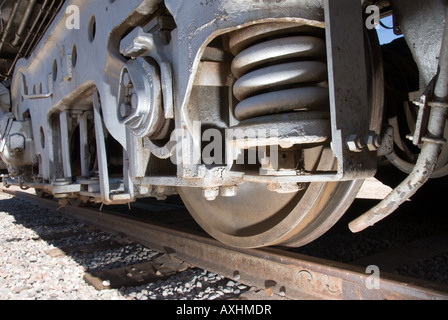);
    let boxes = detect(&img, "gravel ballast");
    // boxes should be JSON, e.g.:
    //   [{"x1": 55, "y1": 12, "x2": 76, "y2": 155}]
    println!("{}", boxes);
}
[{"x1": 0, "y1": 192, "x2": 249, "y2": 300}]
